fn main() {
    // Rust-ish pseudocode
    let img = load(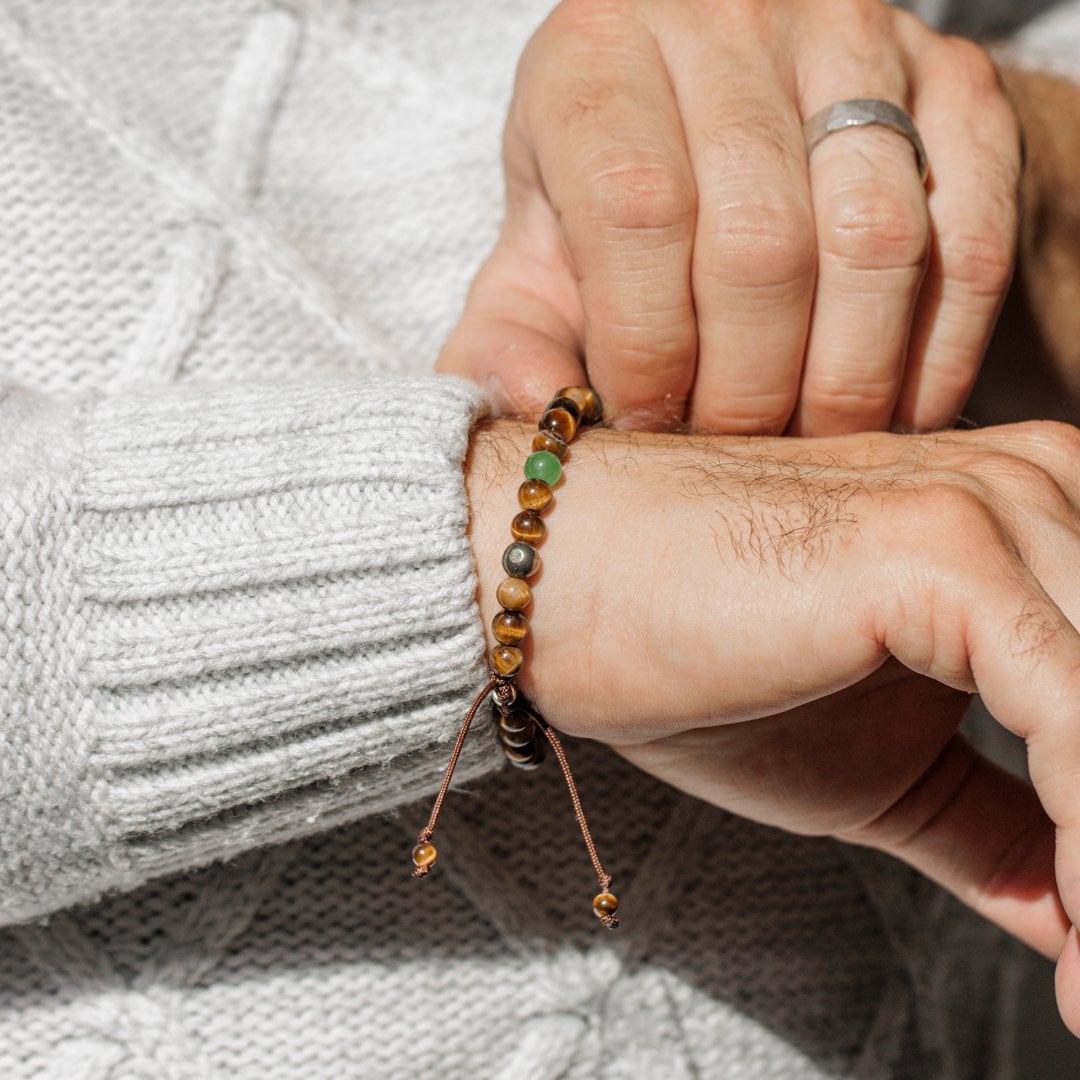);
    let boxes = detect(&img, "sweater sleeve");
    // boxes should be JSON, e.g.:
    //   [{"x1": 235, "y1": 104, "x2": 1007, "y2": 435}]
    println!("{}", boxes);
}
[{"x1": 0, "y1": 373, "x2": 503, "y2": 925}]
